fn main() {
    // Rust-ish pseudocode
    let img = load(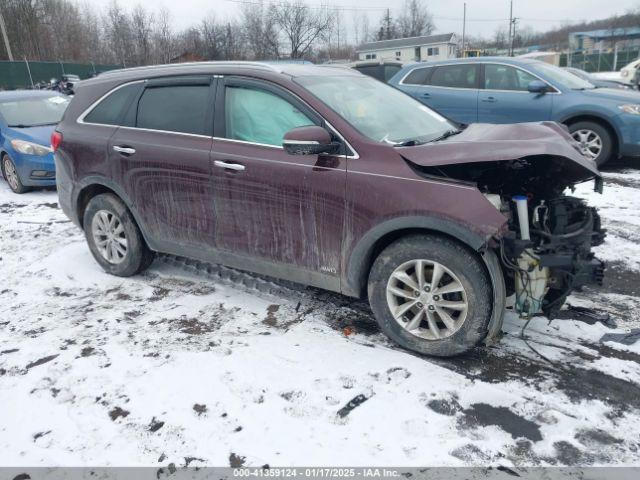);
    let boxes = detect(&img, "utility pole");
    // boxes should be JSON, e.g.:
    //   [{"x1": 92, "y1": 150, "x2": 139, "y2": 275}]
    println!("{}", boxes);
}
[
  {"x1": 510, "y1": 17, "x2": 518, "y2": 56},
  {"x1": 0, "y1": 8, "x2": 13, "y2": 61},
  {"x1": 461, "y1": 3, "x2": 466, "y2": 58},
  {"x1": 508, "y1": 0, "x2": 513, "y2": 56}
]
